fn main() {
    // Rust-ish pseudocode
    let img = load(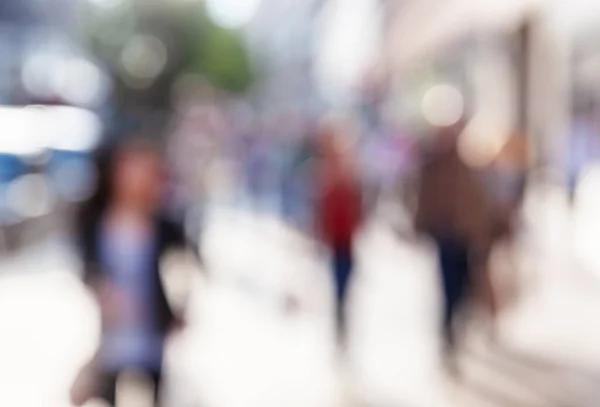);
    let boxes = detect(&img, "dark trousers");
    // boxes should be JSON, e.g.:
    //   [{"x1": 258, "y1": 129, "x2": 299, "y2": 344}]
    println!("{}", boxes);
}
[
  {"x1": 568, "y1": 173, "x2": 579, "y2": 206},
  {"x1": 332, "y1": 248, "x2": 354, "y2": 349},
  {"x1": 99, "y1": 369, "x2": 163, "y2": 407},
  {"x1": 434, "y1": 236, "x2": 471, "y2": 351}
]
